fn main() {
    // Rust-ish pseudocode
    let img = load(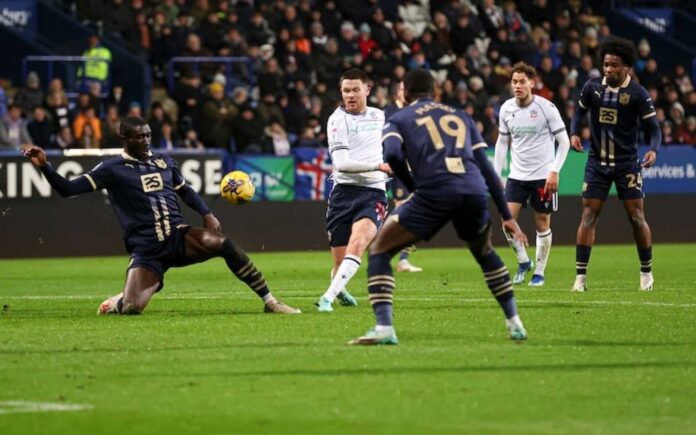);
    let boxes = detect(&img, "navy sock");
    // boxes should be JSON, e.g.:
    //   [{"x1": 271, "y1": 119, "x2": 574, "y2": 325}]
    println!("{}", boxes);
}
[
  {"x1": 221, "y1": 239, "x2": 270, "y2": 299},
  {"x1": 367, "y1": 252, "x2": 394, "y2": 326},
  {"x1": 399, "y1": 250, "x2": 409, "y2": 261},
  {"x1": 638, "y1": 246, "x2": 652, "y2": 273},
  {"x1": 576, "y1": 245, "x2": 592, "y2": 275},
  {"x1": 477, "y1": 251, "x2": 518, "y2": 319}
]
